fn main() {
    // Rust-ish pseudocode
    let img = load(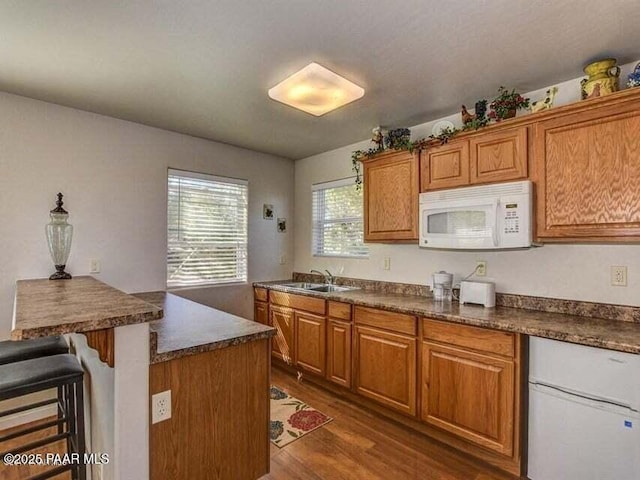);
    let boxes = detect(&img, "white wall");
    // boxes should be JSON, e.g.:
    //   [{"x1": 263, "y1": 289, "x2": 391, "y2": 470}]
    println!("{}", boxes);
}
[
  {"x1": 0, "y1": 92, "x2": 294, "y2": 340},
  {"x1": 294, "y1": 60, "x2": 640, "y2": 306}
]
